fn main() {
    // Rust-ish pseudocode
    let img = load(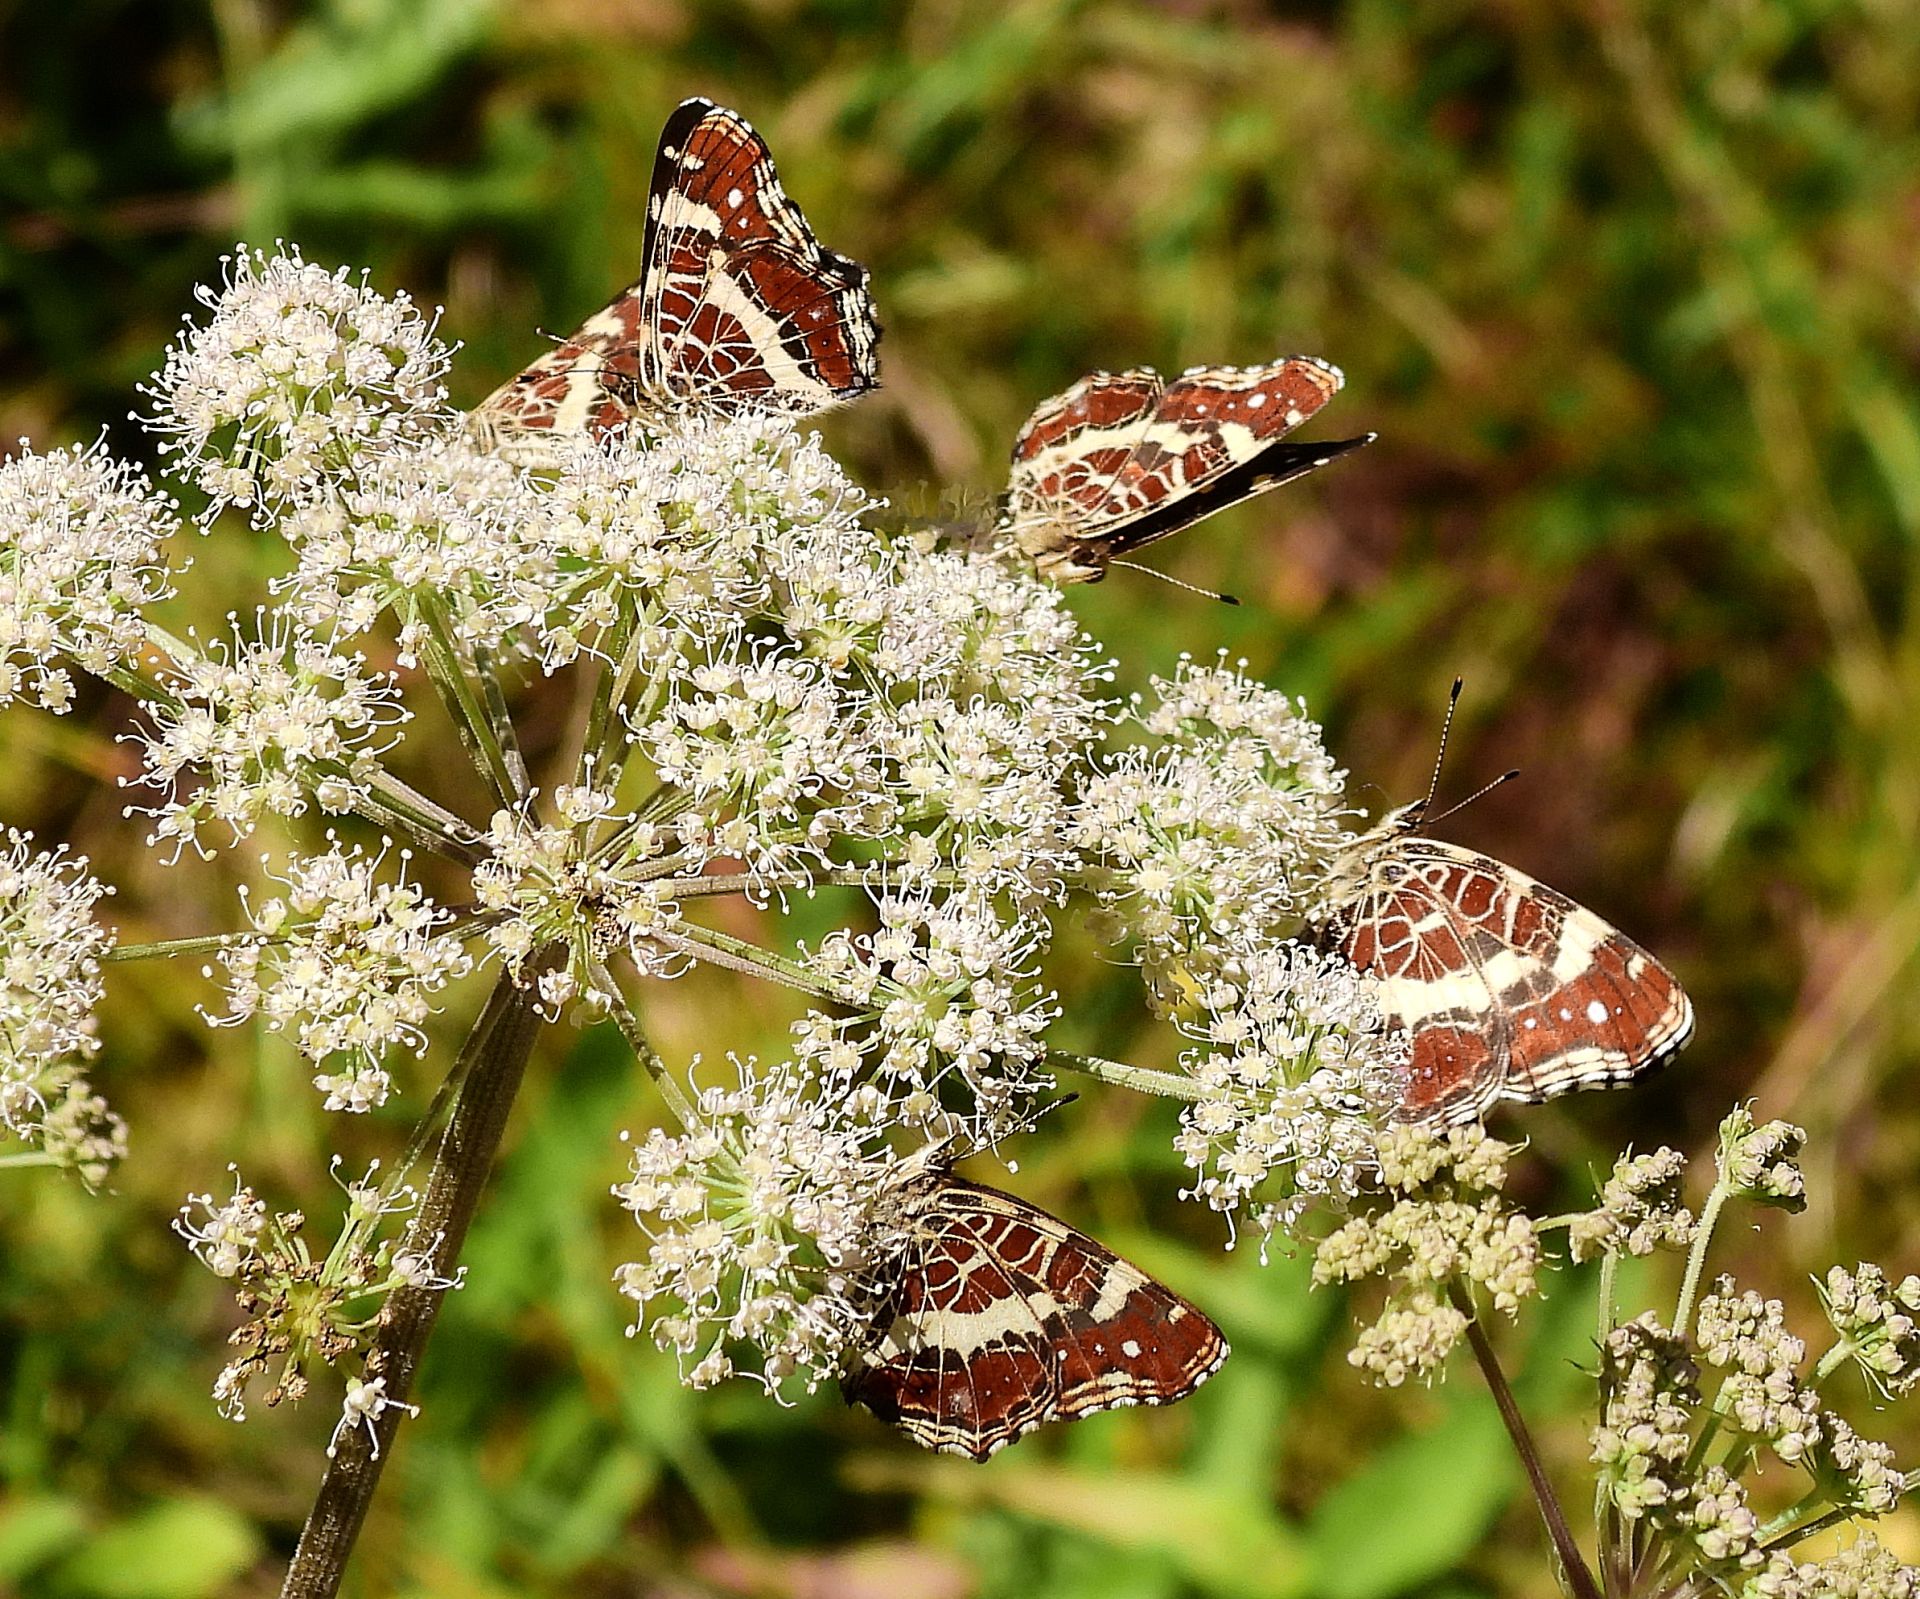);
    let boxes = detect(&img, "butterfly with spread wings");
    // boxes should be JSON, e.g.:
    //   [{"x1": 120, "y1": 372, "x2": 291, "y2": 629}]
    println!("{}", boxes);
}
[
  {"x1": 470, "y1": 98, "x2": 881, "y2": 463},
  {"x1": 845, "y1": 1177, "x2": 1227, "y2": 1459},
  {"x1": 1002, "y1": 357, "x2": 1372, "y2": 585},
  {"x1": 1318, "y1": 688, "x2": 1694, "y2": 1126}
]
